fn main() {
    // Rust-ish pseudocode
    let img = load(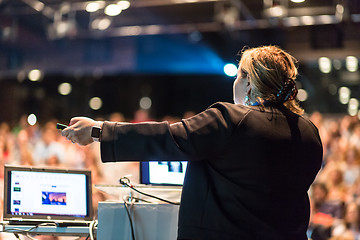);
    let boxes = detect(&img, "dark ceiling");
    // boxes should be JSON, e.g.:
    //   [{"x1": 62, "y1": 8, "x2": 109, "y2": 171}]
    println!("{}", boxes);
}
[
  {"x1": 1, "y1": 0, "x2": 356, "y2": 38},
  {"x1": 0, "y1": 0, "x2": 358, "y2": 75},
  {"x1": 0, "y1": 0, "x2": 359, "y2": 64},
  {"x1": 0, "y1": 0, "x2": 359, "y2": 122}
]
